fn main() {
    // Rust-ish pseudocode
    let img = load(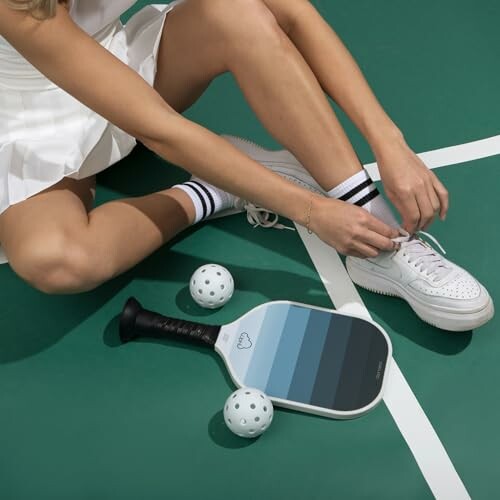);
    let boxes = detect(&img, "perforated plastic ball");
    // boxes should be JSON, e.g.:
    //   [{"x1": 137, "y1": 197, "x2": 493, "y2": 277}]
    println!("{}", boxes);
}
[
  {"x1": 223, "y1": 388, "x2": 274, "y2": 438},
  {"x1": 189, "y1": 264, "x2": 234, "y2": 309}
]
